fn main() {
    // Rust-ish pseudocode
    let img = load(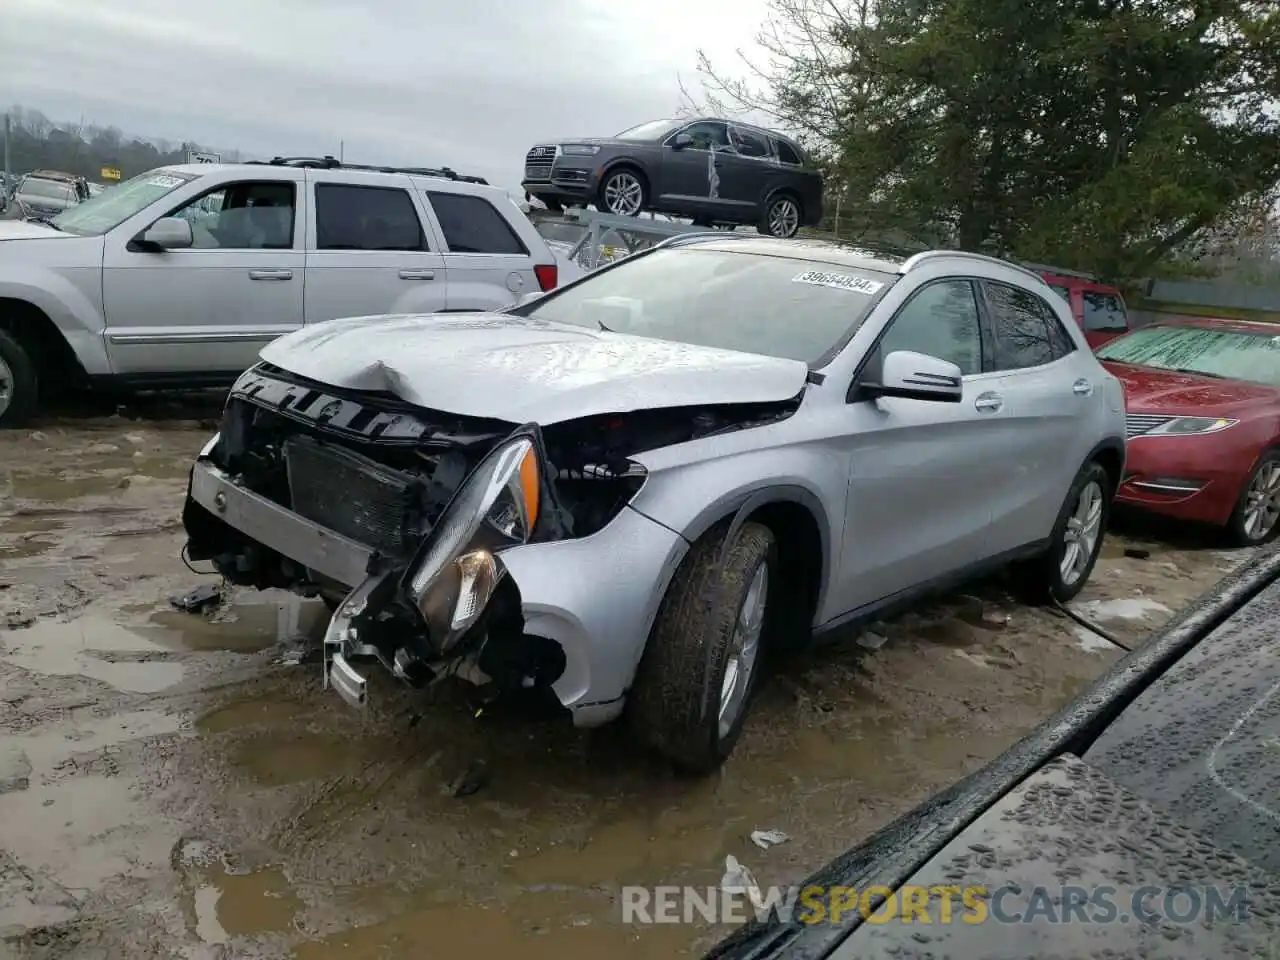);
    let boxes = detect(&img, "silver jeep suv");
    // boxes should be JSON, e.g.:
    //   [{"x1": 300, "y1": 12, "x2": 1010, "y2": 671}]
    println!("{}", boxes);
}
[
  {"x1": 0, "y1": 157, "x2": 564, "y2": 425},
  {"x1": 183, "y1": 236, "x2": 1126, "y2": 773}
]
